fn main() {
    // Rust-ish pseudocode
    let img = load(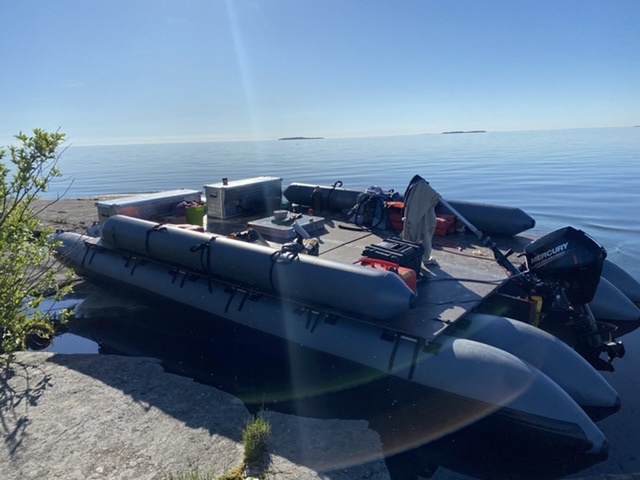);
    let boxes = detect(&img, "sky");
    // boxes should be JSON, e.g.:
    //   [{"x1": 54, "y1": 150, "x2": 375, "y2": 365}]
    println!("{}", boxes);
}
[{"x1": 1, "y1": 0, "x2": 639, "y2": 146}]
